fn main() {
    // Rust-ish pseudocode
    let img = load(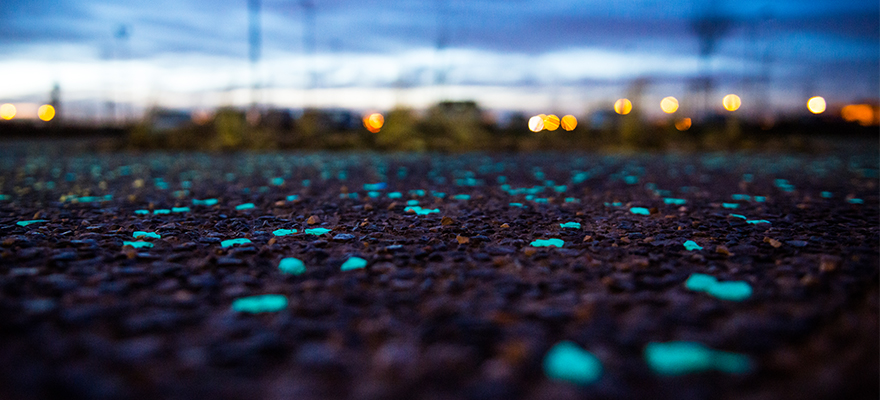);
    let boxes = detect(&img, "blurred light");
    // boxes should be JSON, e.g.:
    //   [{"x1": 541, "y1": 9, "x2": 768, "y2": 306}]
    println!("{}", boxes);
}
[
  {"x1": 674, "y1": 117, "x2": 692, "y2": 131},
  {"x1": 543, "y1": 114, "x2": 560, "y2": 131},
  {"x1": 841, "y1": 104, "x2": 875, "y2": 126},
  {"x1": 806, "y1": 96, "x2": 826, "y2": 114},
  {"x1": 37, "y1": 105, "x2": 55, "y2": 122},
  {"x1": 363, "y1": 112, "x2": 384, "y2": 133},
  {"x1": 614, "y1": 98, "x2": 632, "y2": 115},
  {"x1": 561, "y1": 115, "x2": 577, "y2": 131},
  {"x1": 528, "y1": 115, "x2": 544, "y2": 132},
  {"x1": 0, "y1": 103, "x2": 16, "y2": 120},
  {"x1": 192, "y1": 110, "x2": 213, "y2": 125},
  {"x1": 722, "y1": 94, "x2": 741, "y2": 112},
  {"x1": 660, "y1": 96, "x2": 679, "y2": 114}
]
